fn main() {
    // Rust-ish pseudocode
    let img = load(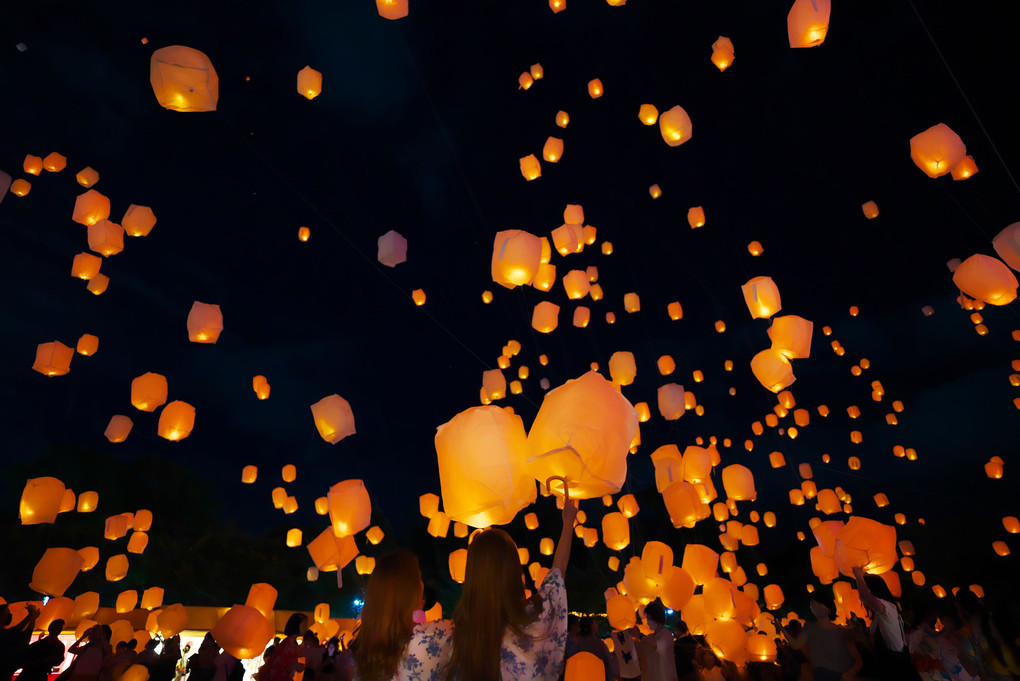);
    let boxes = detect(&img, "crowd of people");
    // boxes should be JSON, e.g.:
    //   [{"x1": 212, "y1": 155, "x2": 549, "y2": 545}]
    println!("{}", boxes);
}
[{"x1": 3, "y1": 501, "x2": 1020, "y2": 681}]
